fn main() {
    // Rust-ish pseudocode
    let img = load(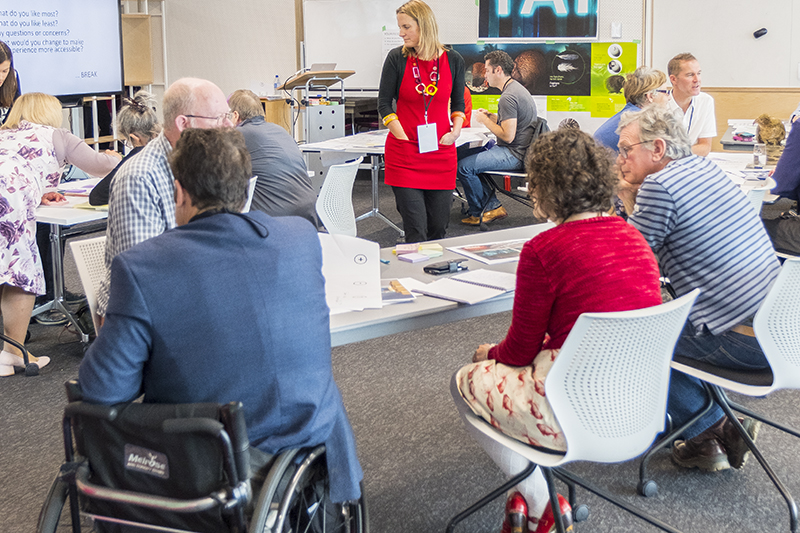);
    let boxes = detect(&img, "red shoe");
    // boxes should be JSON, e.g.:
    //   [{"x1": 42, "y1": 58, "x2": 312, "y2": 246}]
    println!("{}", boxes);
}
[
  {"x1": 501, "y1": 491, "x2": 528, "y2": 533},
  {"x1": 532, "y1": 494, "x2": 573, "y2": 533}
]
